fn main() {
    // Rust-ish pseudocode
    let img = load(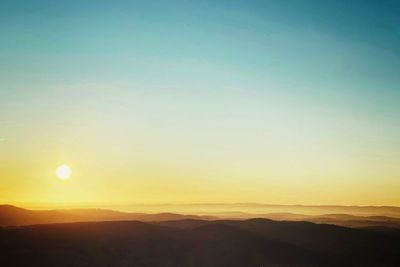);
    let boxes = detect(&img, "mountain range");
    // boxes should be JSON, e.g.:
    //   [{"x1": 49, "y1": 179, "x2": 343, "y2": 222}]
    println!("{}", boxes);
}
[
  {"x1": 1, "y1": 218, "x2": 400, "y2": 266},
  {"x1": 2, "y1": 204, "x2": 400, "y2": 230}
]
